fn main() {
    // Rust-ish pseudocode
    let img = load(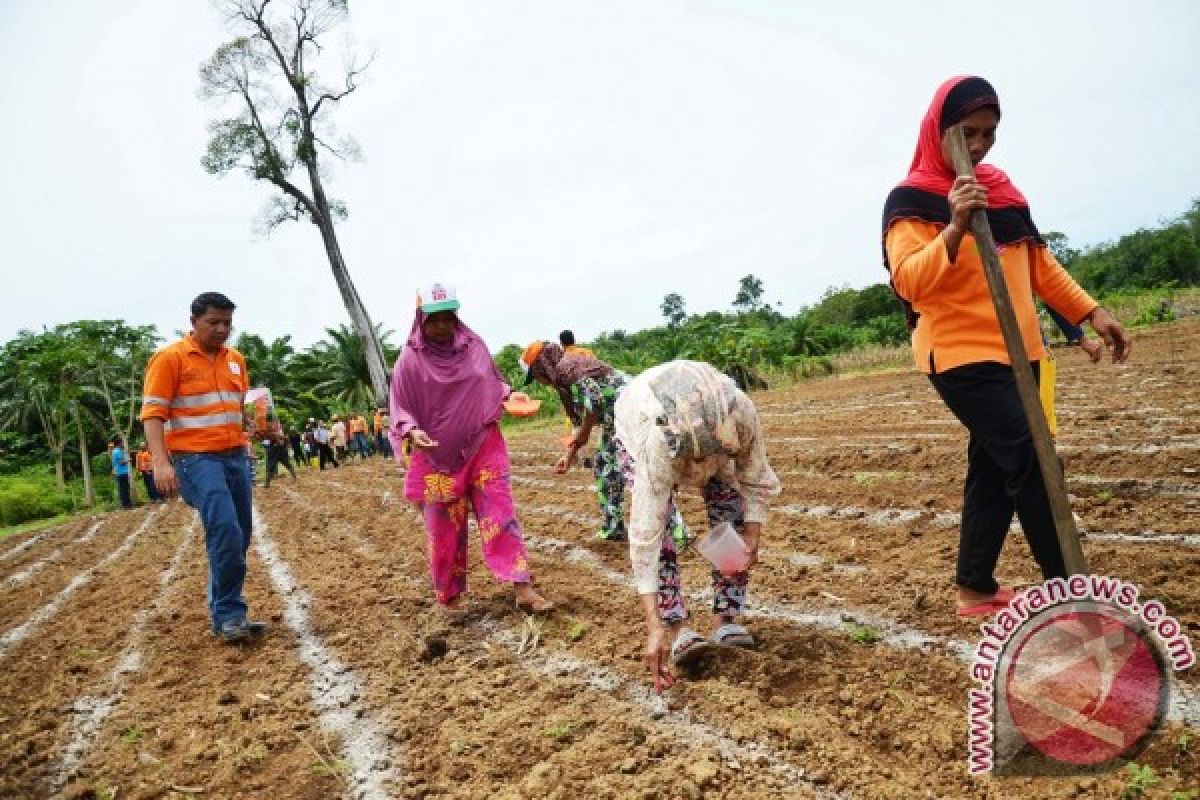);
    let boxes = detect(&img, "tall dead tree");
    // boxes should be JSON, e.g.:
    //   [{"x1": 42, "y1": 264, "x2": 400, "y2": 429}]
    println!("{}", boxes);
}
[{"x1": 200, "y1": 0, "x2": 390, "y2": 405}]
